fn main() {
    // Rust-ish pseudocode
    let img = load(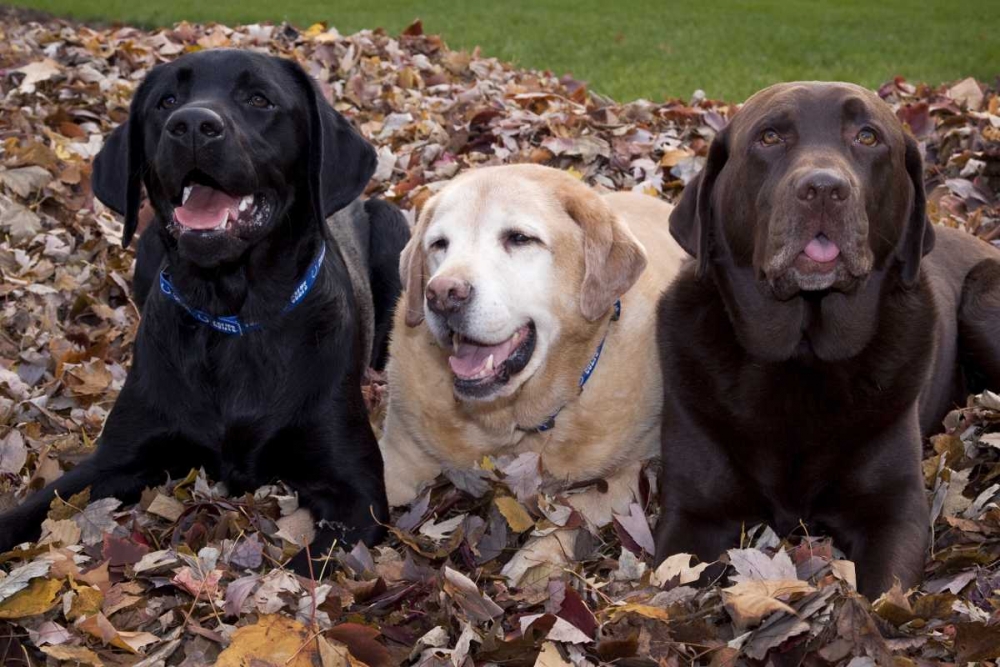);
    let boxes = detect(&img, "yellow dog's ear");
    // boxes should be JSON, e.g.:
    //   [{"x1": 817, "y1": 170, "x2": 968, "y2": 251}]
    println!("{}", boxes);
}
[
  {"x1": 398, "y1": 197, "x2": 439, "y2": 327},
  {"x1": 558, "y1": 184, "x2": 648, "y2": 321}
]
